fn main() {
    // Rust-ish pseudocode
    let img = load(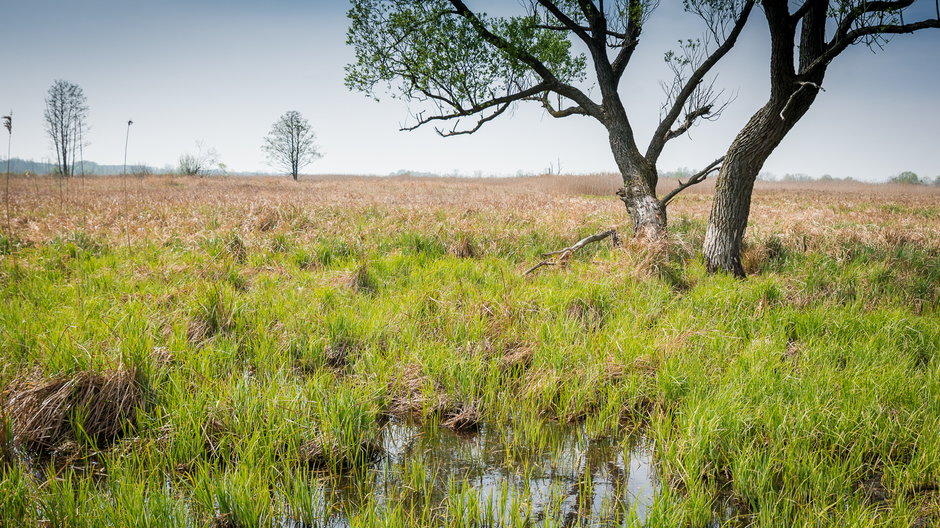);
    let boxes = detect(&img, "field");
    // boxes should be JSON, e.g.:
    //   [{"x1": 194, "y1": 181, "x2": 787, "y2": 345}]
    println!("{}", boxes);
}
[{"x1": 1, "y1": 174, "x2": 939, "y2": 527}]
